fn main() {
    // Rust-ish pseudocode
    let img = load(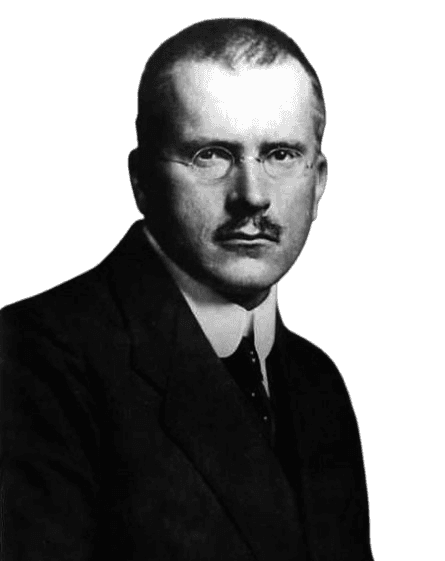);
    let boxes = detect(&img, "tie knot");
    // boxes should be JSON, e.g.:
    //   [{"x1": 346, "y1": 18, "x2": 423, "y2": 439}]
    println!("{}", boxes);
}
[
  {"x1": 239, "y1": 335, "x2": 259, "y2": 362},
  {"x1": 225, "y1": 336, "x2": 263, "y2": 389}
]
